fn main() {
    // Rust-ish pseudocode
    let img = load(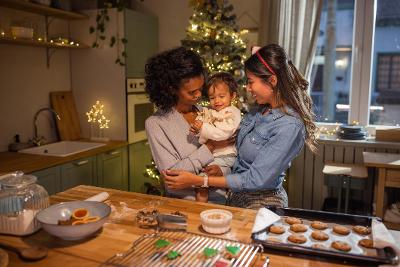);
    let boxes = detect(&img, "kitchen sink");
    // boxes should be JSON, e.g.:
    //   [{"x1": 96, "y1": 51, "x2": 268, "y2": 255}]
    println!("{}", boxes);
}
[{"x1": 18, "y1": 141, "x2": 106, "y2": 157}]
